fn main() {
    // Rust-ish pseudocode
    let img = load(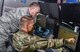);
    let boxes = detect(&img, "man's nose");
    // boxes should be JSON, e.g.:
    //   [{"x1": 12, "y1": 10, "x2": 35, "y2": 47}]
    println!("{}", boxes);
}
[{"x1": 33, "y1": 12, "x2": 37, "y2": 15}]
